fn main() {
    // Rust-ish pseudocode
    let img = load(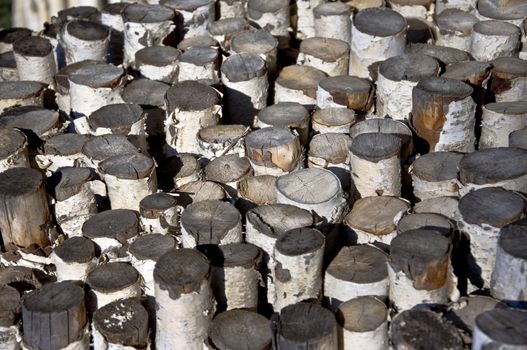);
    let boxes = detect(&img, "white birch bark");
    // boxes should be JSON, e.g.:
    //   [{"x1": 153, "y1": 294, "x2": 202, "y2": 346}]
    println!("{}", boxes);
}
[
  {"x1": 479, "y1": 105, "x2": 527, "y2": 149},
  {"x1": 495, "y1": 76, "x2": 527, "y2": 102},
  {"x1": 491, "y1": 244, "x2": 527, "y2": 305},
  {"x1": 92, "y1": 282, "x2": 142, "y2": 310},
  {"x1": 376, "y1": 72, "x2": 416, "y2": 120},
  {"x1": 140, "y1": 207, "x2": 179, "y2": 235},
  {"x1": 411, "y1": 174, "x2": 460, "y2": 200},
  {"x1": 218, "y1": 0, "x2": 246, "y2": 18},
  {"x1": 470, "y1": 22, "x2": 521, "y2": 62},
  {"x1": 274, "y1": 83, "x2": 317, "y2": 106},
  {"x1": 458, "y1": 173, "x2": 527, "y2": 197},
  {"x1": 13, "y1": 49, "x2": 56, "y2": 86},
  {"x1": 0, "y1": 325, "x2": 20, "y2": 350},
  {"x1": 130, "y1": 256, "x2": 156, "y2": 297},
  {"x1": 314, "y1": 4, "x2": 351, "y2": 43},
  {"x1": 340, "y1": 320, "x2": 388, "y2": 350},
  {"x1": 137, "y1": 61, "x2": 178, "y2": 84},
  {"x1": 178, "y1": 60, "x2": 218, "y2": 83},
  {"x1": 211, "y1": 265, "x2": 259, "y2": 310},
  {"x1": 297, "y1": 52, "x2": 349, "y2": 76},
  {"x1": 434, "y1": 97, "x2": 476, "y2": 152},
  {"x1": 52, "y1": 253, "x2": 98, "y2": 283},
  {"x1": 350, "y1": 154, "x2": 401, "y2": 198},
  {"x1": 296, "y1": 0, "x2": 324, "y2": 40},
  {"x1": 324, "y1": 273, "x2": 389, "y2": 311},
  {"x1": 0, "y1": 138, "x2": 29, "y2": 173},
  {"x1": 103, "y1": 170, "x2": 157, "y2": 211},
  {"x1": 60, "y1": 23, "x2": 110, "y2": 65},
  {"x1": 222, "y1": 73, "x2": 268, "y2": 126},
  {"x1": 176, "y1": 2, "x2": 215, "y2": 39}
]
